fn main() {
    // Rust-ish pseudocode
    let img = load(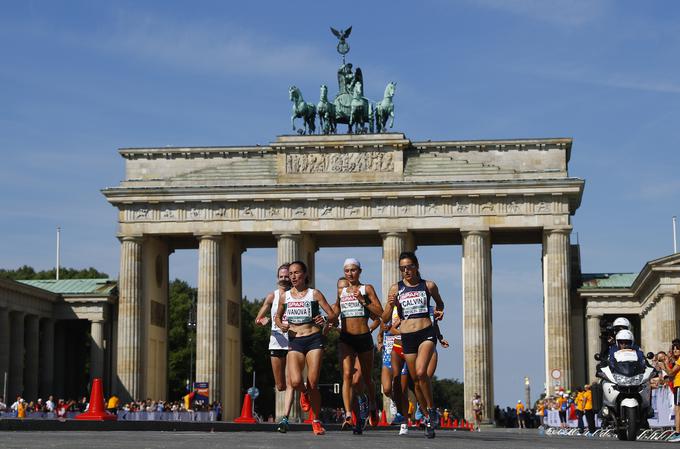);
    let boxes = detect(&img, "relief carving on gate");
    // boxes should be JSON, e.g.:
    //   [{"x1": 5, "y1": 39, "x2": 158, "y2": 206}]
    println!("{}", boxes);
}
[{"x1": 286, "y1": 151, "x2": 395, "y2": 174}]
